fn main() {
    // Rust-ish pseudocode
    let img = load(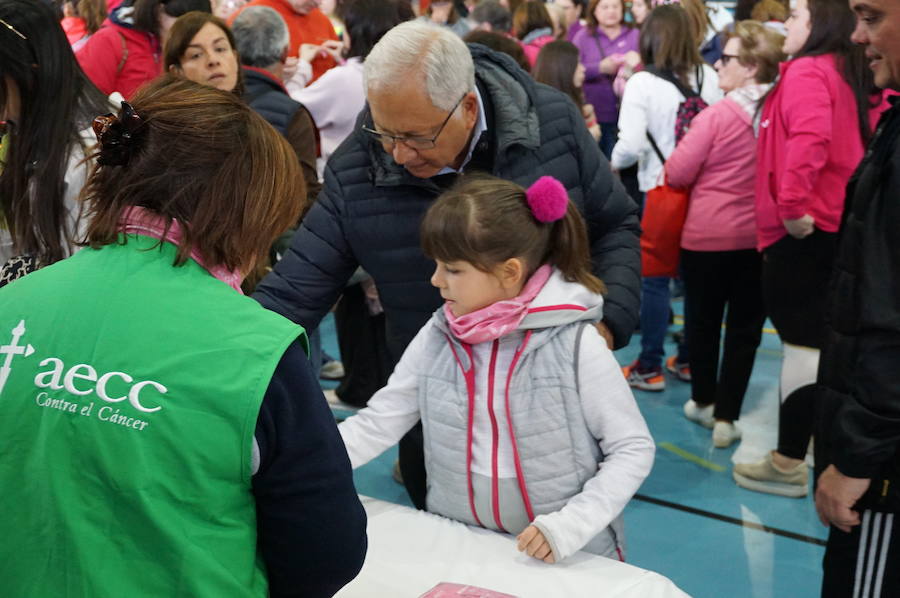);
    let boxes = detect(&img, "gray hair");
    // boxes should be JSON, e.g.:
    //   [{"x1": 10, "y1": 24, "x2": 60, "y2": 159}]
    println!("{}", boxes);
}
[
  {"x1": 364, "y1": 20, "x2": 475, "y2": 111},
  {"x1": 470, "y1": 0, "x2": 511, "y2": 33},
  {"x1": 231, "y1": 6, "x2": 290, "y2": 68}
]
